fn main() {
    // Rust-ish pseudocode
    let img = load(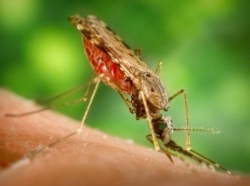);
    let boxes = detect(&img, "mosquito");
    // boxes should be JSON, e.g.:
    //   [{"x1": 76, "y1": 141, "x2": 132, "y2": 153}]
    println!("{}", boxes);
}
[{"x1": 6, "y1": 15, "x2": 231, "y2": 174}]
